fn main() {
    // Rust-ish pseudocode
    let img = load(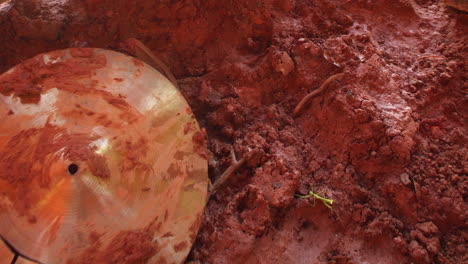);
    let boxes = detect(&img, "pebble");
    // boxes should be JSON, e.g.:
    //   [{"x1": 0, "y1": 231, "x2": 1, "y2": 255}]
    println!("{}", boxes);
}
[
  {"x1": 272, "y1": 51, "x2": 295, "y2": 76},
  {"x1": 400, "y1": 173, "x2": 411, "y2": 185}
]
